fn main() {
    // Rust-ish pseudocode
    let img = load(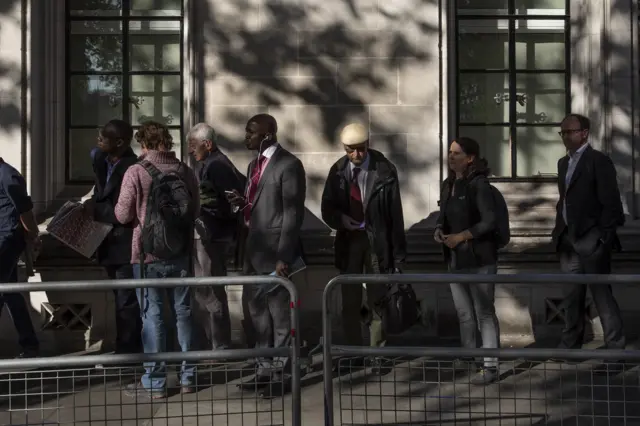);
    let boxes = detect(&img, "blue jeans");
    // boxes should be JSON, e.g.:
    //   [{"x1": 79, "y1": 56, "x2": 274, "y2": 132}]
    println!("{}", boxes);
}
[
  {"x1": 133, "y1": 257, "x2": 194, "y2": 392},
  {"x1": 449, "y1": 264, "x2": 500, "y2": 368}
]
